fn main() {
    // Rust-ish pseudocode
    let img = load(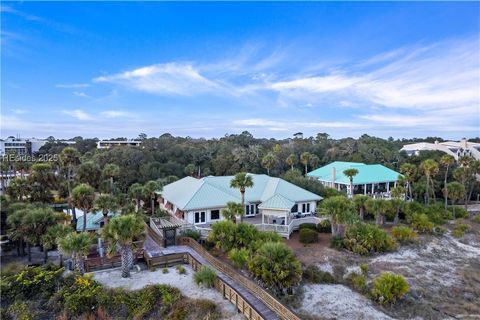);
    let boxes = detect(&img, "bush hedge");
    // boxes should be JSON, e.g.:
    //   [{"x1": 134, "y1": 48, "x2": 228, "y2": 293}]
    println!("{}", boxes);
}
[
  {"x1": 299, "y1": 228, "x2": 319, "y2": 244},
  {"x1": 299, "y1": 223, "x2": 317, "y2": 231},
  {"x1": 342, "y1": 223, "x2": 398, "y2": 255},
  {"x1": 302, "y1": 265, "x2": 336, "y2": 284},
  {"x1": 317, "y1": 219, "x2": 332, "y2": 233},
  {"x1": 410, "y1": 213, "x2": 434, "y2": 233},
  {"x1": 391, "y1": 226, "x2": 418, "y2": 244},
  {"x1": 370, "y1": 272, "x2": 409, "y2": 305},
  {"x1": 193, "y1": 266, "x2": 217, "y2": 288}
]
